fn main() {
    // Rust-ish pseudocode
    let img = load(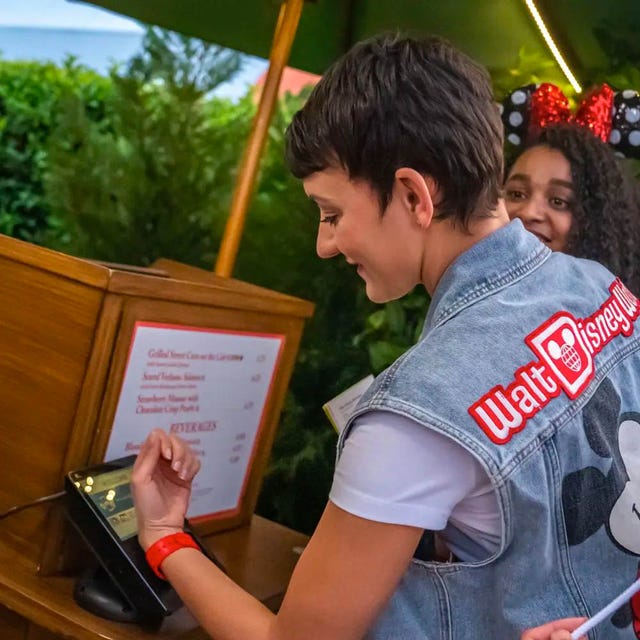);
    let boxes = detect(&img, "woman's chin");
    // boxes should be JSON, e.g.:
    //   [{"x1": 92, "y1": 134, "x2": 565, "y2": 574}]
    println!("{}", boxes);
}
[{"x1": 365, "y1": 282, "x2": 404, "y2": 304}]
